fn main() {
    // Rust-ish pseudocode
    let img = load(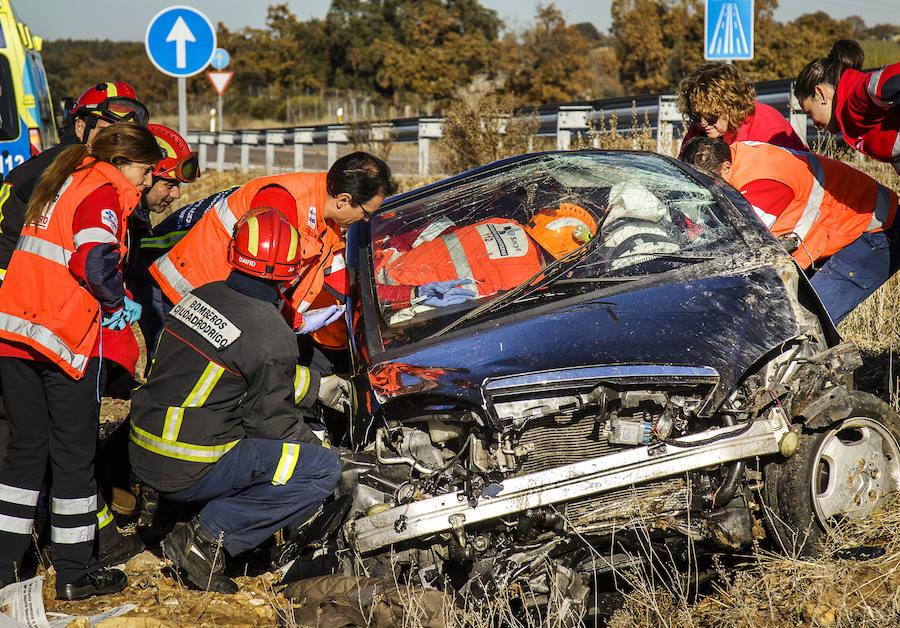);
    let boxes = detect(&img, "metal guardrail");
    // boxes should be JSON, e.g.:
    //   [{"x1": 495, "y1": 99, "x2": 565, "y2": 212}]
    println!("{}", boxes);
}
[{"x1": 186, "y1": 77, "x2": 811, "y2": 178}]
